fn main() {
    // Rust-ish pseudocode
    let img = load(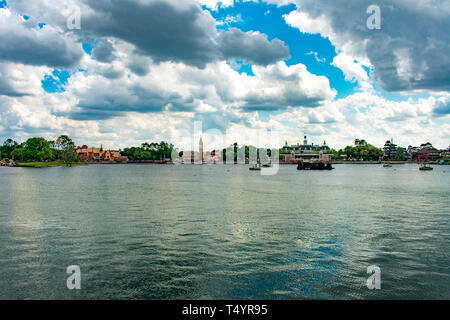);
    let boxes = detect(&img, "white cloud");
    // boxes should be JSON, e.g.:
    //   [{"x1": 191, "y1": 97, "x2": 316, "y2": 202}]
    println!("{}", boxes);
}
[
  {"x1": 284, "y1": 0, "x2": 450, "y2": 93},
  {"x1": 331, "y1": 52, "x2": 370, "y2": 89}
]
